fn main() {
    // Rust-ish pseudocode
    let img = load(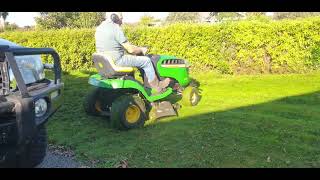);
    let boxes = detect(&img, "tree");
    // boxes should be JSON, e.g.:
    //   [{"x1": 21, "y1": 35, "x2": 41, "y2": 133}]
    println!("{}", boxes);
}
[
  {"x1": 72, "y1": 12, "x2": 105, "y2": 28},
  {"x1": 273, "y1": 12, "x2": 320, "y2": 20},
  {"x1": 215, "y1": 12, "x2": 245, "y2": 22},
  {"x1": 0, "y1": 12, "x2": 9, "y2": 31},
  {"x1": 246, "y1": 12, "x2": 266, "y2": 16},
  {"x1": 35, "y1": 12, "x2": 76, "y2": 29},
  {"x1": 35, "y1": 12, "x2": 105, "y2": 29},
  {"x1": 205, "y1": 12, "x2": 269, "y2": 23},
  {"x1": 139, "y1": 14, "x2": 159, "y2": 26},
  {"x1": 22, "y1": 25, "x2": 35, "y2": 31},
  {"x1": 165, "y1": 12, "x2": 200, "y2": 23},
  {"x1": 4, "y1": 22, "x2": 19, "y2": 31},
  {"x1": 245, "y1": 12, "x2": 270, "y2": 21}
]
